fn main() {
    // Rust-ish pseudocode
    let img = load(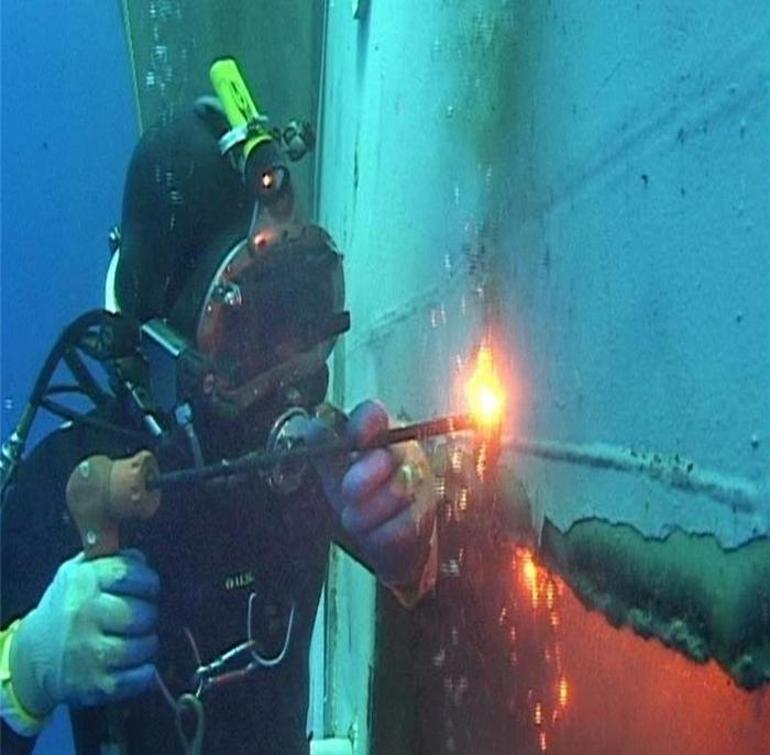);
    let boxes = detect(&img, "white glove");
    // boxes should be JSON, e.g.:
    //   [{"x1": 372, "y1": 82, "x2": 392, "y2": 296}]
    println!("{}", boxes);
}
[{"x1": 9, "y1": 549, "x2": 159, "y2": 717}]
